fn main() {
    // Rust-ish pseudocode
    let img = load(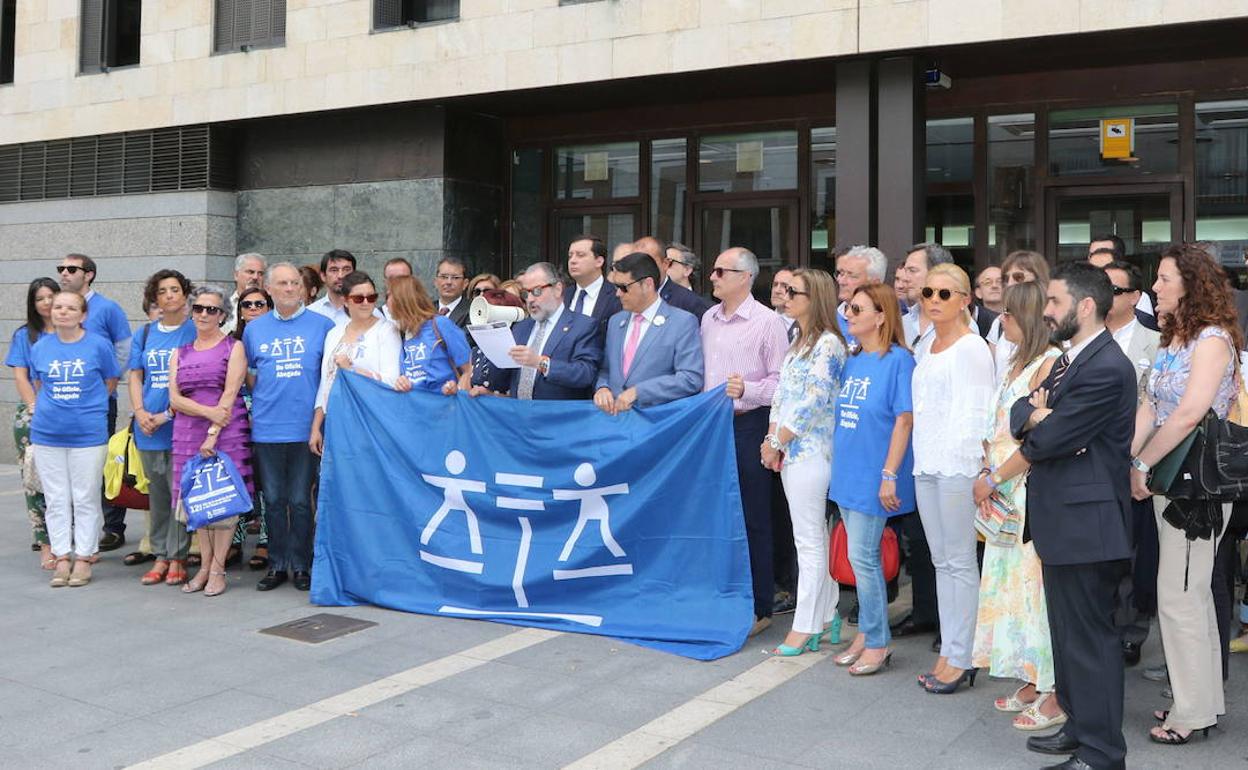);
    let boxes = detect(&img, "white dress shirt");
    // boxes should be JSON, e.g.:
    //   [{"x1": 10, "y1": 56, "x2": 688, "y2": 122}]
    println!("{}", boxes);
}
[
  {"x1": 569, "y1": 275, "x2": 603, "y2": 317},
  {"x1": 1111, "y1": 317, "x2": 1139, "y2": 356},
  {"x1": 438, "y1": 296, "x2": 463, "y2": 317},
  {"x1": 621, "y1": 297, "x2": 663, "y2": 352},
  {"x1": 526, "y1": 304, "x2": 564, "y2": 355}
]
